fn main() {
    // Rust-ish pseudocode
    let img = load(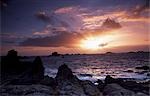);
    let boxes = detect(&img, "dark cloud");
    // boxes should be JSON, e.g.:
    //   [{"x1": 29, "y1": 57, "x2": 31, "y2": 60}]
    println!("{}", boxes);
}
[
  {"x1": 101, "y1": 18, "x2": 122, "y2": 29},
  {"x1": 35, "y1": 11, "x2": 71, "y2": 30},
  {"x1": 20, "y1": 31, "x2": 83, "y2": 48},
  {"x1": 99, "y1": 43, "x2": 108, "y2": 47},
  {"x1": 130, "y1": 0, "x2": 149, "y2": 17},
  {"x1": 35, "y1": 12, "x2": 51, "y2": 22},
  {"x1": 20, "y1": 18, "x2": 122, "y2": 48},
  {"x1": 1, "y1": 33, "x2": 19, "y2": 45}
]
